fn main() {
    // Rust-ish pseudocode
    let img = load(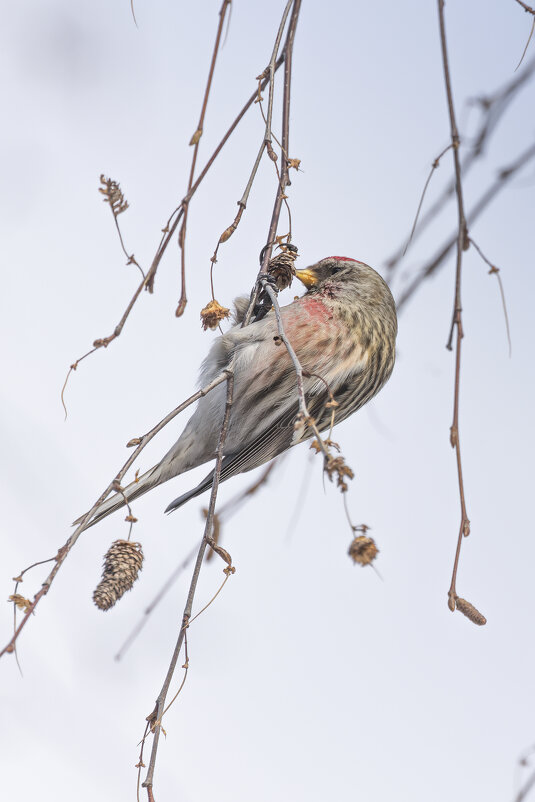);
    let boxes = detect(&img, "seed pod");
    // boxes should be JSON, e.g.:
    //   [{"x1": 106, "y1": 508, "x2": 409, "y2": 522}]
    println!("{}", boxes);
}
[
  {"x1": 267, "y1": 251, "x2": 297, "y2": 290},
  {"x1": 455, "y1": 597, "x2": 487, "y2": 626},
  {"x1": 348, "y1": 536, "x2": 378, "y2": 567},
  {"x1": 93, "y1": 539, "x2": 144, "y2": 611}
]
